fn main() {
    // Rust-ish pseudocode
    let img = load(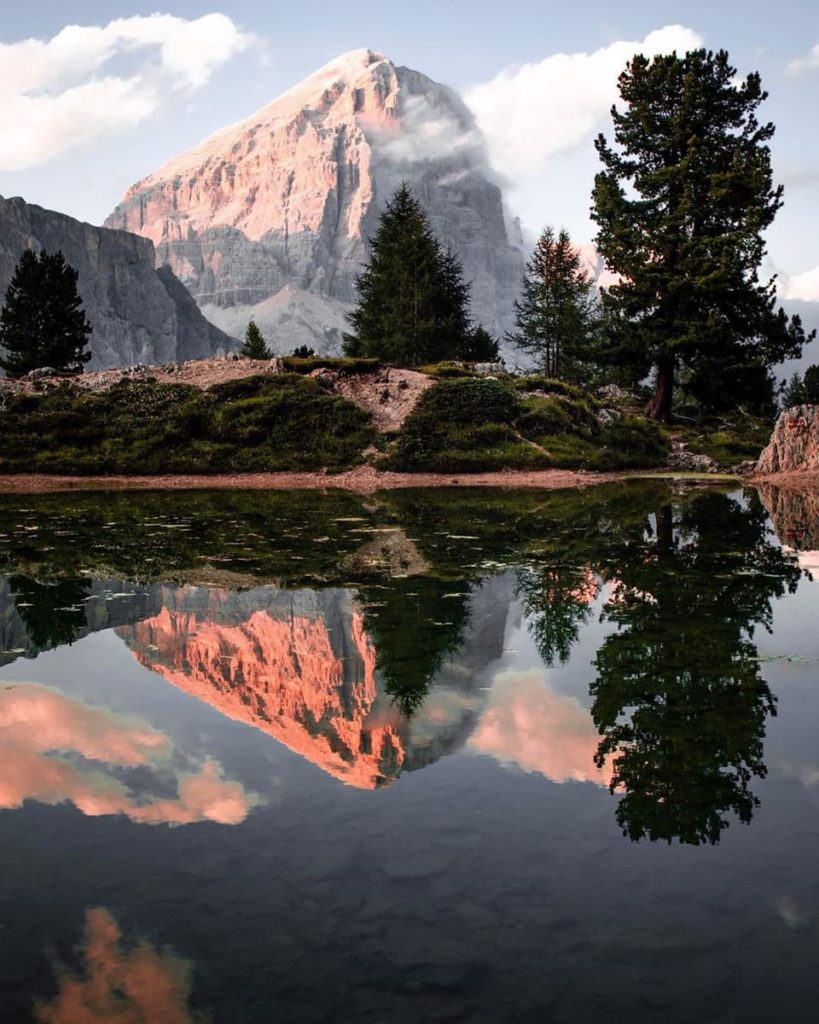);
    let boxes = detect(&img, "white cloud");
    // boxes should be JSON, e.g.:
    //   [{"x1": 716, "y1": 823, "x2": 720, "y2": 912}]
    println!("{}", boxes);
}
[
  {"x1": 782, "y1": 265, "x2": 819, "y2": 301},
  {"x1": 0, "y1": 14, "x2": 257, "y2": 170},
  {"x1": 463, "y1": 25, "x2": 704, "y2": 178},
  {"x1": 788, "y1": 43, "x2": 819, "y2": 76}
]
